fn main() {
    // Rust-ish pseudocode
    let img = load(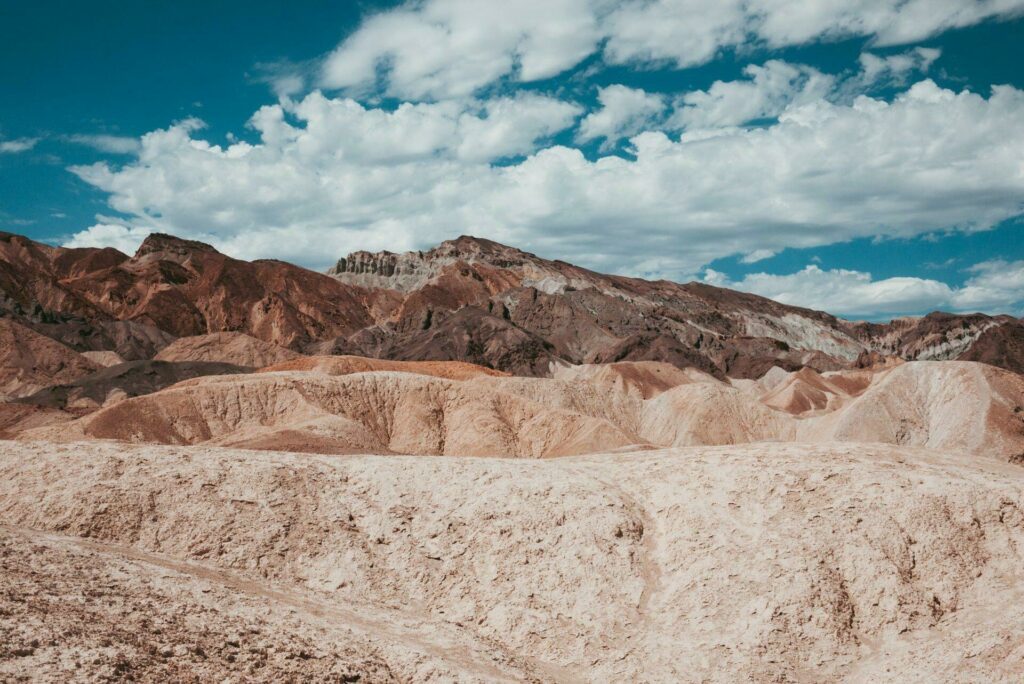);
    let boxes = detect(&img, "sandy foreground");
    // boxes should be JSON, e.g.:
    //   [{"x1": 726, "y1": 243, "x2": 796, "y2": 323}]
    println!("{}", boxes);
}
[{"x1": 2, "y1": 439, "x2": 1024, "y2": 682}]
